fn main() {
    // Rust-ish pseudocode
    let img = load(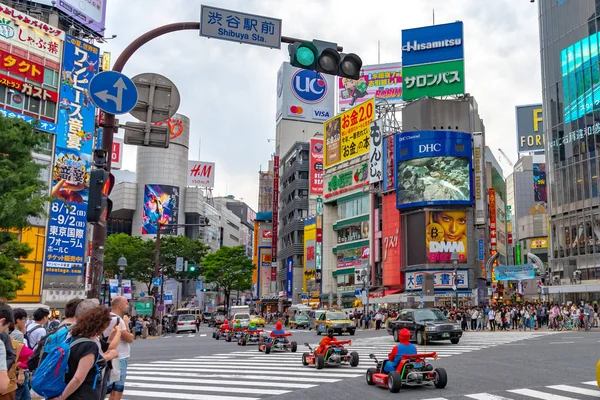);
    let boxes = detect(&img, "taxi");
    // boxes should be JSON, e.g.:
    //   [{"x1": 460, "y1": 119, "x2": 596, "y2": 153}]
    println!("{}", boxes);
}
[
  {"x1": 250, "y1": 315, "x2": 265, "y2": 327},
  {"x1": 315, "y1": 311, "x2": 355, "y2": 336}
]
